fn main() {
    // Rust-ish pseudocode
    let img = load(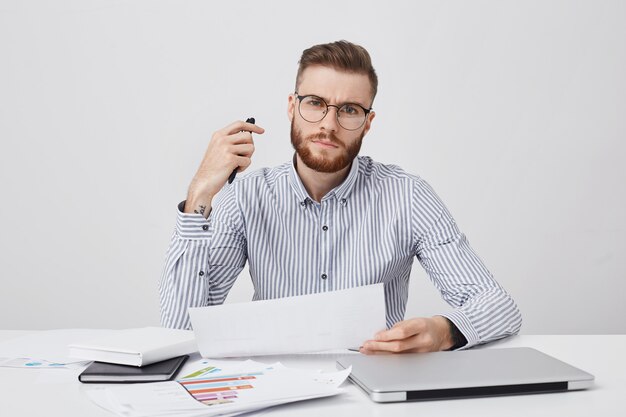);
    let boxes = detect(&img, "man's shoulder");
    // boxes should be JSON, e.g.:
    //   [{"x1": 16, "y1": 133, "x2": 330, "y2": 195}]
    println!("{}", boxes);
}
[
  {"x1": 356, "y1": 155, "x2": 423, "y2": 185},
  {"x1": 356, "y1": 156, "x2": 444, "y2": 211}
]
